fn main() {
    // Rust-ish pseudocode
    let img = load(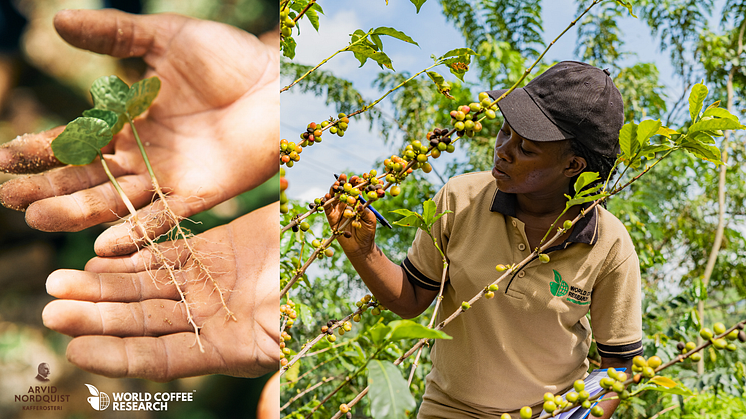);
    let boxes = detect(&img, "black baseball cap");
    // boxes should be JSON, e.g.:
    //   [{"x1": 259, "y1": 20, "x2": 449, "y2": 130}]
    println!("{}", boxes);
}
[{"x1": 486, "y1": 61, "x2": 624, "y2": 157}]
